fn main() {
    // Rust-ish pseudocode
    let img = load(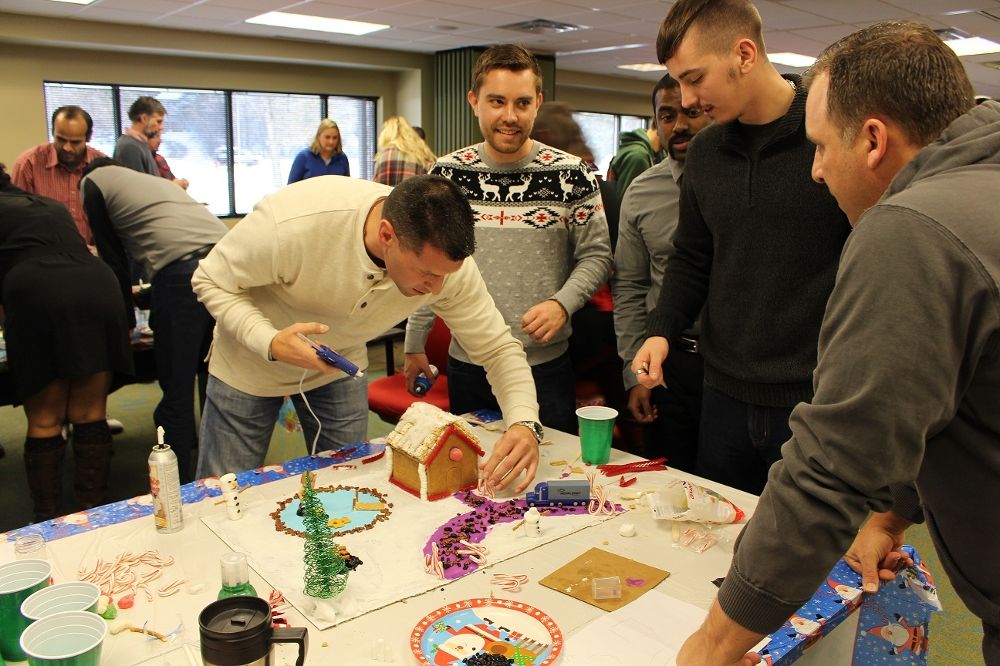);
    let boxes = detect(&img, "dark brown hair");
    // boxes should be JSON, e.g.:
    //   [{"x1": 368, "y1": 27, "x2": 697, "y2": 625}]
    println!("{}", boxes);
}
[
  {"x1": 384, "y1": 175, "x2": 475, "y2": 260},
  {"x1": 127, "y1": 96, "x2": 166, "y2": 122},
  {"x1": 657, "y1": 0, "x2": 764, "y2": 64},
  {"x1": 470, "y1": 44, "x2": 542, "y2": 95},
  {"x1": 804, "y1": 21, "x2": 975, "y2": 146}
]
